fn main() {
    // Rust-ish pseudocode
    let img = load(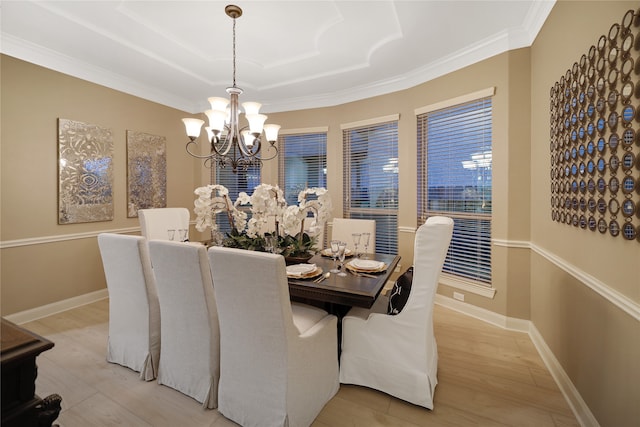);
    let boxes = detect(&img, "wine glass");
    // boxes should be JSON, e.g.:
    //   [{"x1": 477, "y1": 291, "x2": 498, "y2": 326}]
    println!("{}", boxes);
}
[
  {"x1": 337, "y1": 241, "x2": 348, "y2": 277},
  {"x1": 330, "y1": 240, "x2": 340, "y2": 273},
  {"x1": 361, "y1": 232, "x2": 370, "y2": 259},
  {"x1": 352, "y1": 233, "x2": 361, "y2": 258},
  {"x1": 265, "y1": 235, "x2": 275, "y2": 253},
  {"x1": 167, "y1": 229, "x2": 176, "y2": 241},
  {"x1": 178, "y1": 229, "x2": 188, "y2": 242}
]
